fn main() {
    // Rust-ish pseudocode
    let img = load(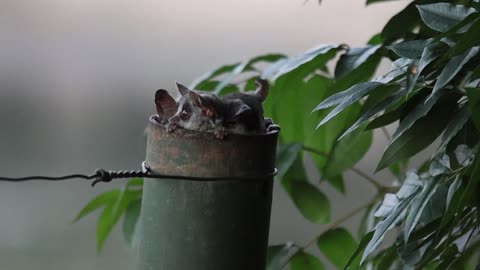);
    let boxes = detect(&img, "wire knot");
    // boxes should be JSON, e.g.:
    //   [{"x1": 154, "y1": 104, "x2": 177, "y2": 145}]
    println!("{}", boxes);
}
[{"x1": 91, "y1": 169, "x2": 114, "y2": 187}]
